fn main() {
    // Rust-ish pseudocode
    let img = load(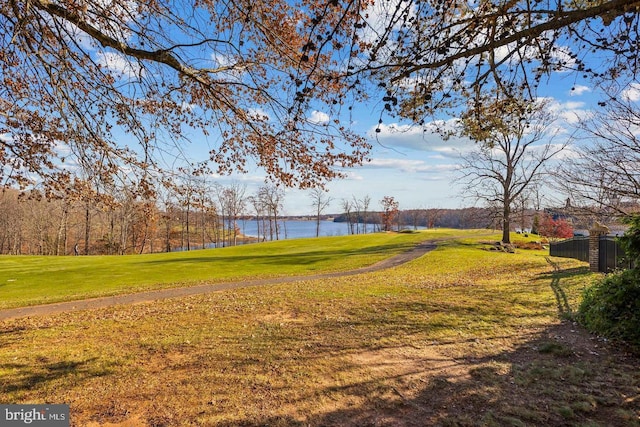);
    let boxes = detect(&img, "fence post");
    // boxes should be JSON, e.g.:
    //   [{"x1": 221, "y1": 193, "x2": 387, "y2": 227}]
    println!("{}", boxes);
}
[{"x1": 589, "y1": 222, "x2": 610, "y2": 272}]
